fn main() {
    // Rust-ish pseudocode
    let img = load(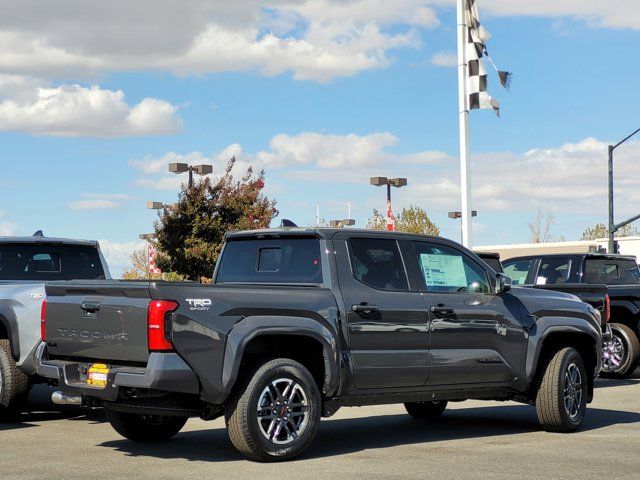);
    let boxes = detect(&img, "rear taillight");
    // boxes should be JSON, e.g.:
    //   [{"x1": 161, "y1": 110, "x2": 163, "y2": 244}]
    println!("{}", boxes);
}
[
  {"x1": 604, "y1": 294, "x2": 611, "y2": 324},
  {"x1": 148, "y1": 300, "x2": 179, "y2": 352},
  {"x1": 40, "y1": 299, "x2": 47, "y2": 341}
]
